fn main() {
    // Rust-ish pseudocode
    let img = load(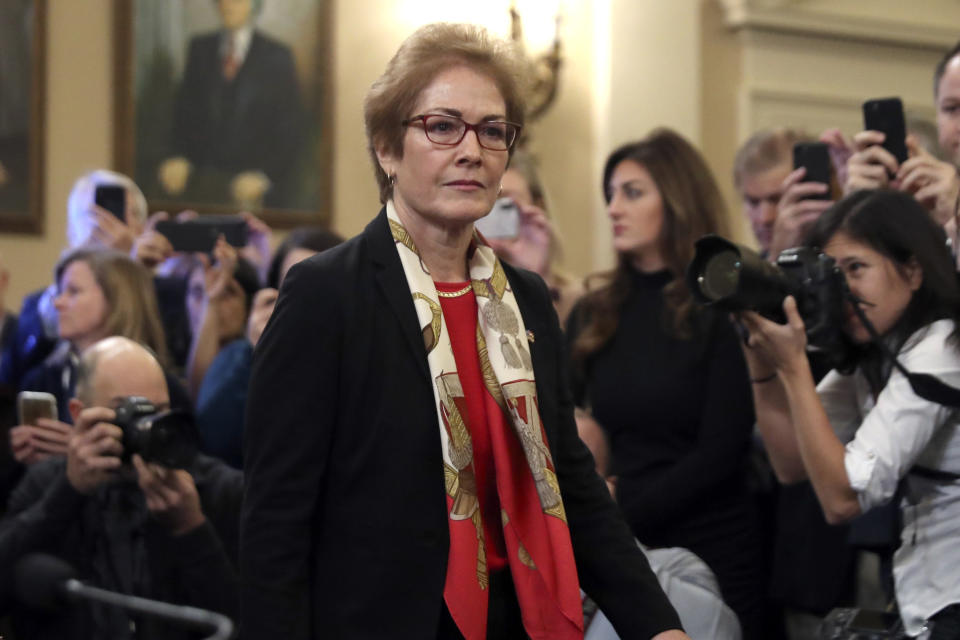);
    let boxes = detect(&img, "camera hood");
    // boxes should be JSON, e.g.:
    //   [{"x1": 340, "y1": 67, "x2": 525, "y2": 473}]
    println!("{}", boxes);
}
[{"x1": 686, "y1": 235, "x2": 796, "y2": 319}]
